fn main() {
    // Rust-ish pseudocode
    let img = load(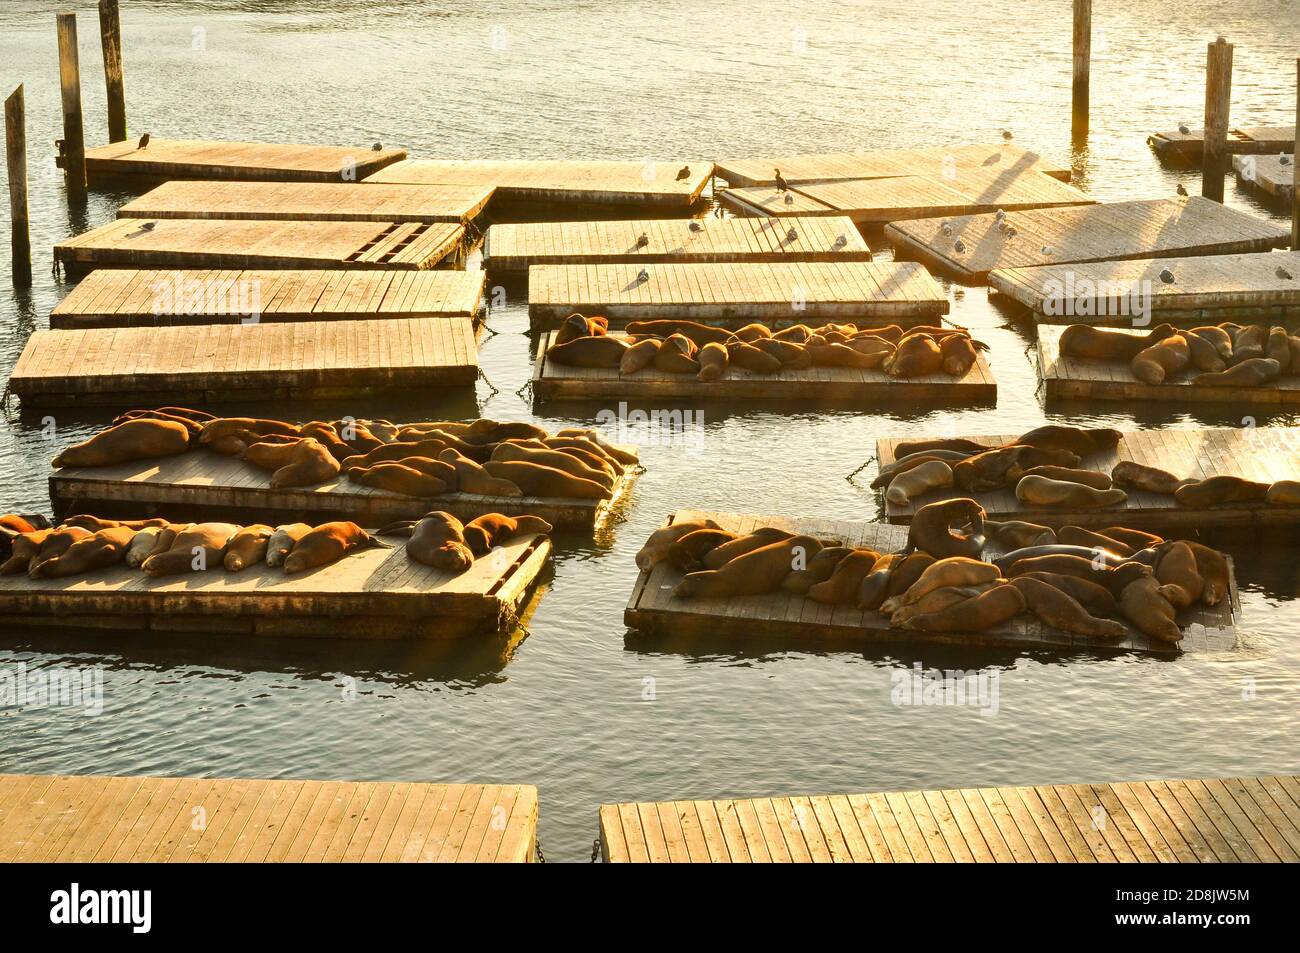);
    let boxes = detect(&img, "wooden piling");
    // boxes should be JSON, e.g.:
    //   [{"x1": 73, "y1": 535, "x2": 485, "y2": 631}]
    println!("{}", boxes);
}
[
  {"x1": 1202, "y1": 37, "x2": 1233, "y2": 202},
  {"x1": 1071, "y1": 0, "x2": 1091, "y2": 140},
  {"x1": 5, "y1": 86, "x2": 31, "y2": 286},
  {"x1": 56, "y1": 12, "x2": 86, "y2": 196},
  {"x1": 1293, "y1": 58, "x2": 1299, "y2": 250},
  {"x1": 98, "y1": 0, "x2": 126, "y2": 142}
]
